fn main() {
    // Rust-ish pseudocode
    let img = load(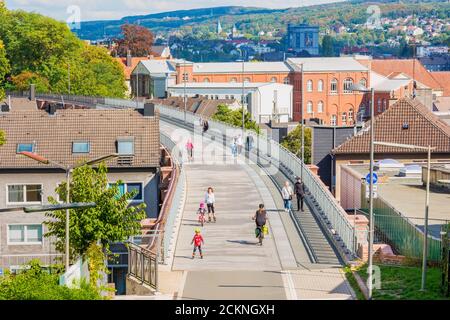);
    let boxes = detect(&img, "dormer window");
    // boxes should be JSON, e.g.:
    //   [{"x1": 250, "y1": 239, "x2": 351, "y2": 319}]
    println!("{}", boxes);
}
[
  {"x1": 117, "y1": 137, "x2": 134, "y2": 155},
  {"x1": 17, "y1": 143, "x2": 34, "y2": 153},
  {"x1": 72, "y1": 141, "x2": 90, "y2": 154},
  {"x1": 402, "y1": 122, "x2": 409, "y2": 130}
]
